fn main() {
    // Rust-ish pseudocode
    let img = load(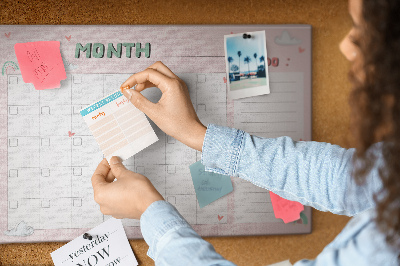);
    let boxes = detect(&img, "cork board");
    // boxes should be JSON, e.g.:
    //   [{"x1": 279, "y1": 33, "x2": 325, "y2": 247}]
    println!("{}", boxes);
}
[
  {"x1": 0, "y1": 0, "x2": 352, "y2": 265},
  {"x1": 0, "y1": 24, "x2": 312, "y2": 244}
]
